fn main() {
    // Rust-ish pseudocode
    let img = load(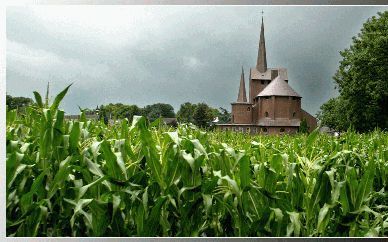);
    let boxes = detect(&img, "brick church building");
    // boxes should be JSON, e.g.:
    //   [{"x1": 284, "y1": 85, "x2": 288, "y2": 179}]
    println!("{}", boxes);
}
[{"x1": 217, "y1": 16, "x2": 317, "y2": 135}]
